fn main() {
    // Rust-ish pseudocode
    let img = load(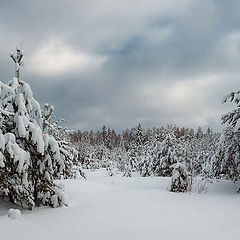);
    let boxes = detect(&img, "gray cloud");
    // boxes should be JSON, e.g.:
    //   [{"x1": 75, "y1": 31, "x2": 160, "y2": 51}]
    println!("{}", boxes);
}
[{"x1": 0, "y1": 0, "x2": 240, "y2": 132}]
